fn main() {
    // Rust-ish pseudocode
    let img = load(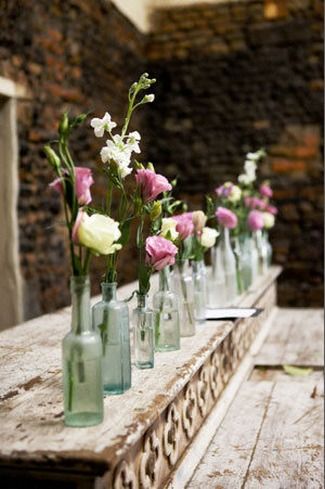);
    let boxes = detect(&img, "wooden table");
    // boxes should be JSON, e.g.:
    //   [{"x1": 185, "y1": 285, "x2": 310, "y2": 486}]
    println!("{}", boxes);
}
[
  {"x1": 187, "y1": 308, "x2": 324, "y2": 488},
  {"x1": 0, "y1": 267, "x2": 282, "y2": 488}
]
